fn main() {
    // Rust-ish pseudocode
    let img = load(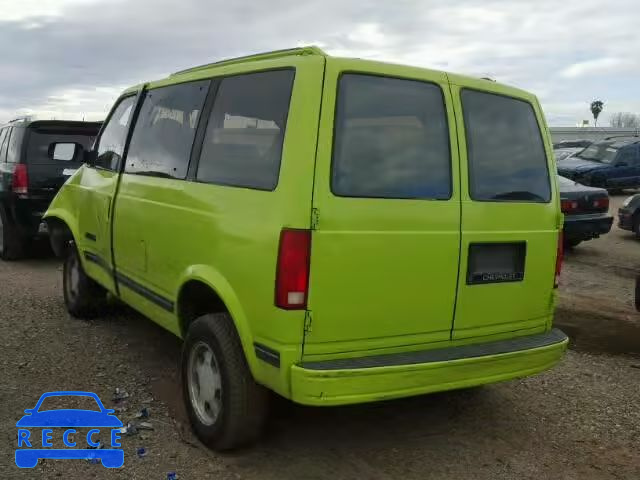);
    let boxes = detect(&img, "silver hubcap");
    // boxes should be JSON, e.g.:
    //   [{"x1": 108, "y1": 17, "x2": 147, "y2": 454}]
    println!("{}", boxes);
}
[
  {"x1": 188, "y1": 341, "x2": 222, "y2": 426},
  {"x1": 66, "y1": 254, "x2": 80, "y2": 300}
]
